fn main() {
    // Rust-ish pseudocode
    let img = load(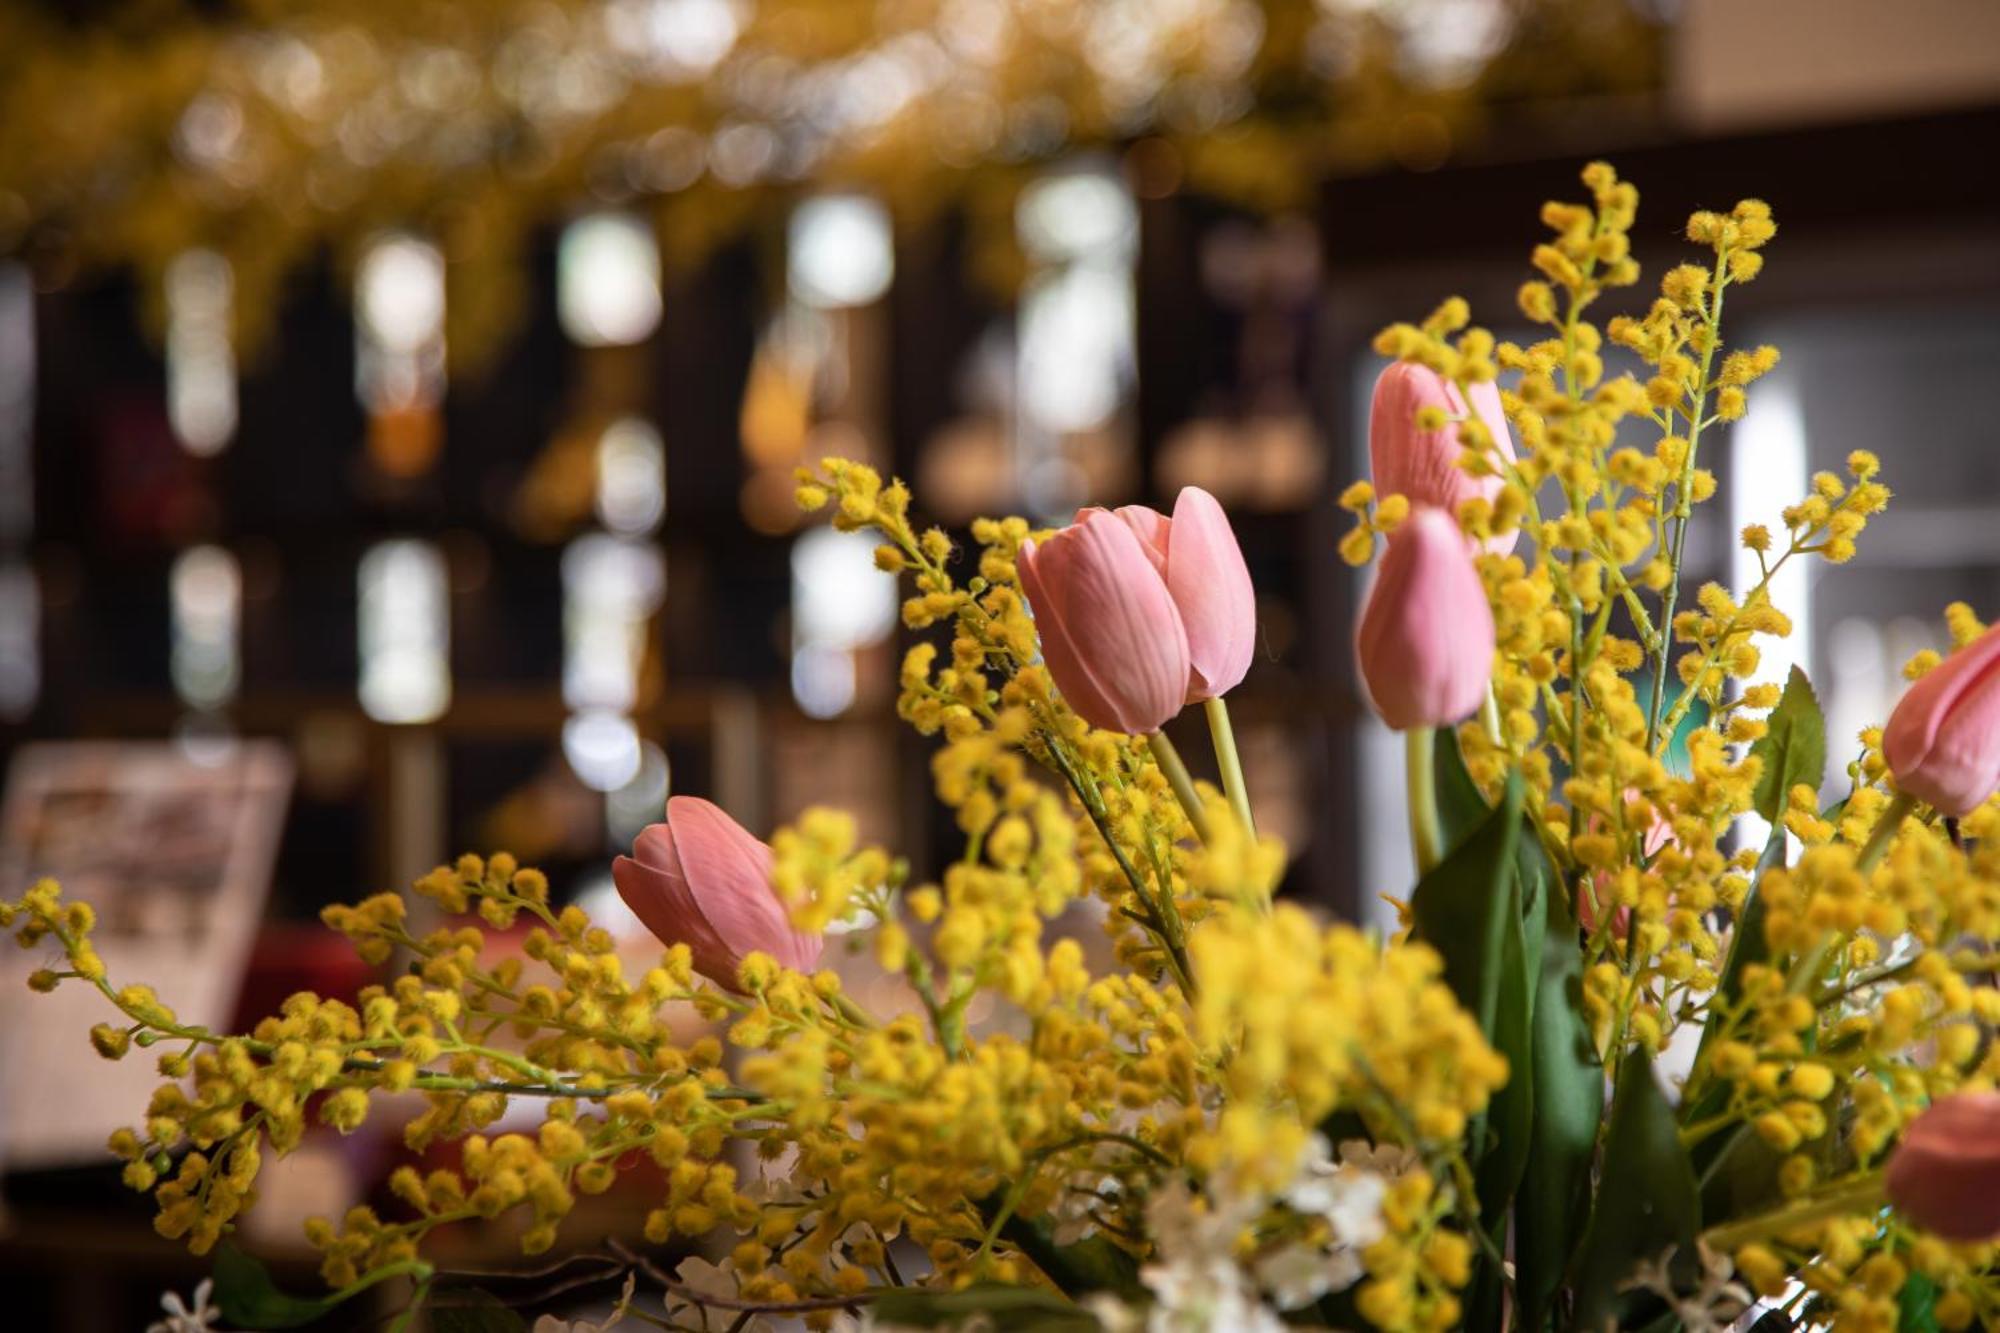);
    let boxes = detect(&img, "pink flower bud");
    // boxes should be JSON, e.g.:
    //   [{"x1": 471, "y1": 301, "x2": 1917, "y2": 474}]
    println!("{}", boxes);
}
[
  {"x1": 612, "y1": 795, "x2": 820, "y2": 990},
  {"x1": 1581, "y1": 792, "x2": 1675, "y2": 936},
  {"x1": 1883, "y1": 622, "x2": 2000, "y2": 816},
  {"x1": 1369, "y1": 362, "x2": 1518, "y2": 556},
  {"x1": 1092, "y1": 486, "x2": 1257, "y2": 702},
  {"x1": 1018, "y1": 508, "x2": 1192, "y2": 734},
  {"x1": 1355, "y1": 506, "x2": 1495, "y2": 731},
  {"x1": 1887, "y1": 1091, "x2": 2000, "y2": 1241}
]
